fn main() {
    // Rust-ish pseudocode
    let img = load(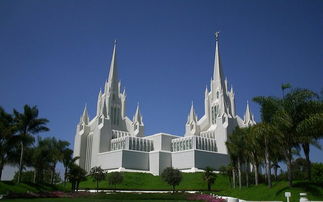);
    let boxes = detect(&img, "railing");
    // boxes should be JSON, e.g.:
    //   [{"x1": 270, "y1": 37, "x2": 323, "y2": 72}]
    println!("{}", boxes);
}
[
  {"x1": 171, "y1": 136, "x2": 217, "y2": 152},
  {"x1": 110, "y1": 136, "x2": 154, "y2": 152},
  {"x1": 112, "y1": 130, "x2": 131, "y2": 139}
]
